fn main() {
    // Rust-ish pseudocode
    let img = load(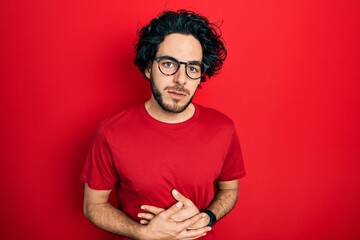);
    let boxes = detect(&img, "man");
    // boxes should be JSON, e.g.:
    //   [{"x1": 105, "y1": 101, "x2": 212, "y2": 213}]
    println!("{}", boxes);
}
[{"x1": 81, "y1": 9, "x2": 245, "y2": 240}]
